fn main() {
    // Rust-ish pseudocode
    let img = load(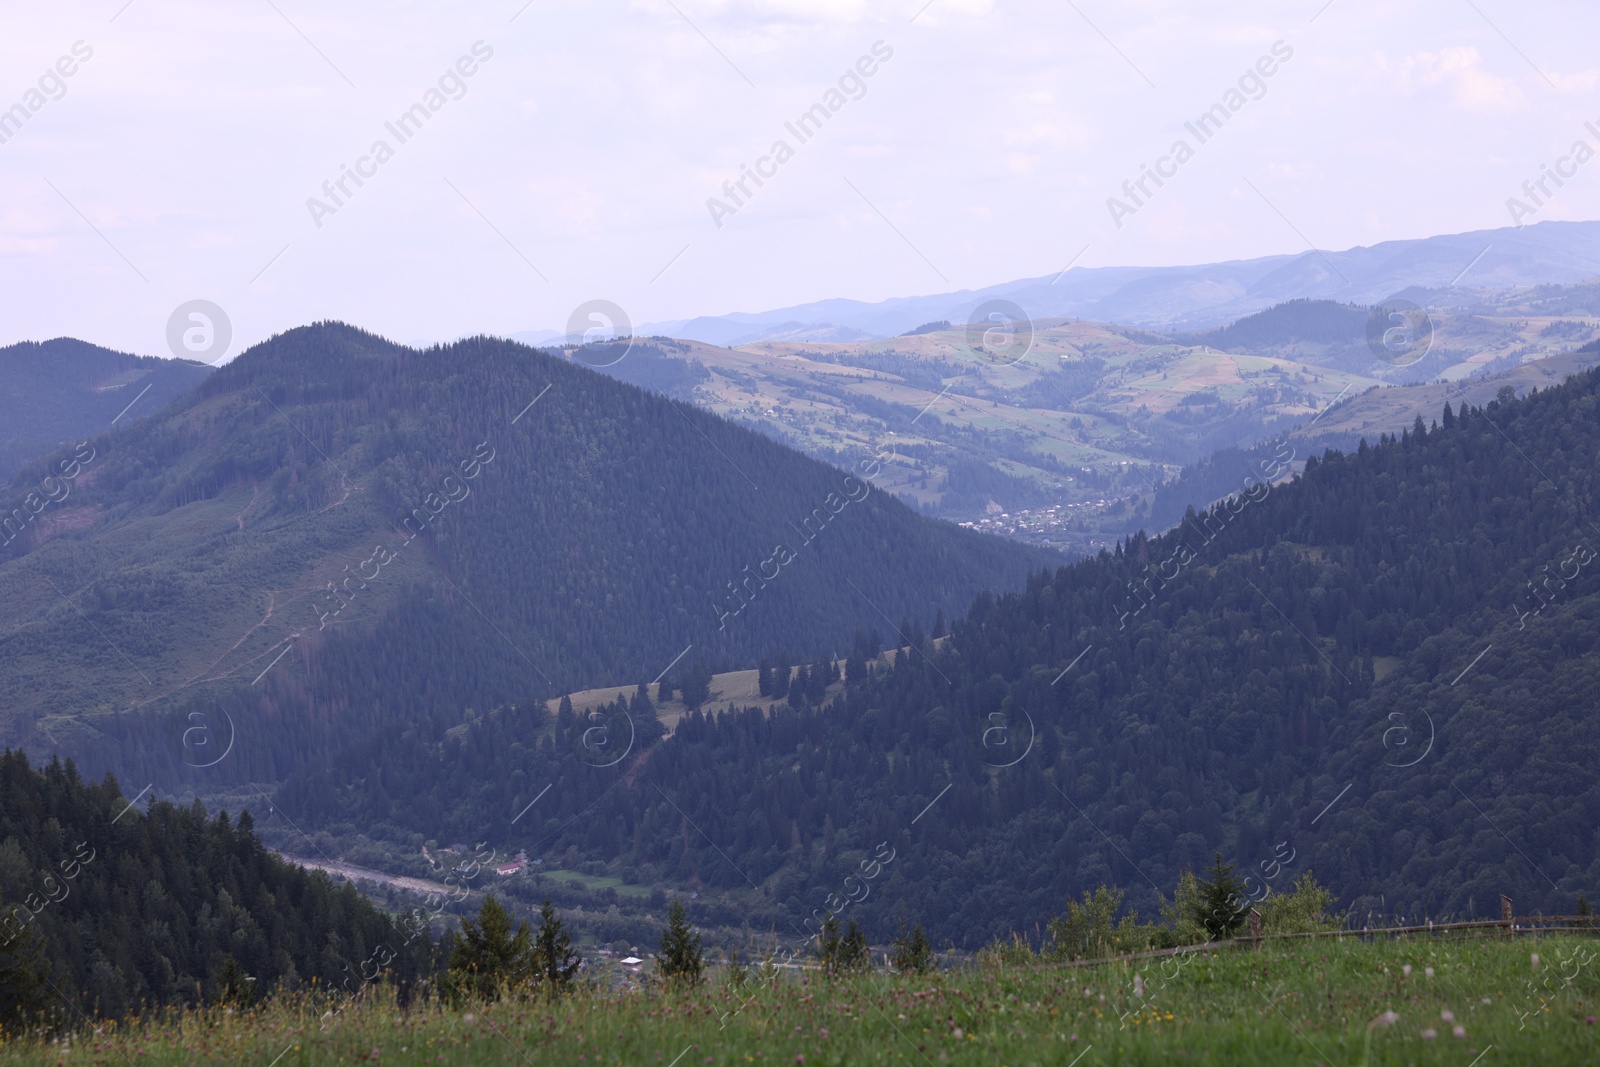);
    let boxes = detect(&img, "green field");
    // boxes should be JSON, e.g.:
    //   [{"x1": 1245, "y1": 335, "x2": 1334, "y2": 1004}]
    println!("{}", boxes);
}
[
  {"x1": 540, "y1": 868, "x2": 651, "y2": 900},
  {"x1": 5, "y1": 936, "x2": 1593, "y2": 1065}
]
